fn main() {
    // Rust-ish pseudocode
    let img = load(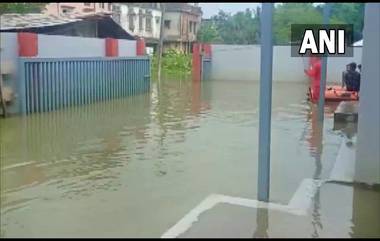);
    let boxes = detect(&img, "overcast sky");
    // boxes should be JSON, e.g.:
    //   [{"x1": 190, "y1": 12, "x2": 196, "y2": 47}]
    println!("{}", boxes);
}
[{"x1": 198, "y1": 3, "x2": 261, "y2": 18}]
